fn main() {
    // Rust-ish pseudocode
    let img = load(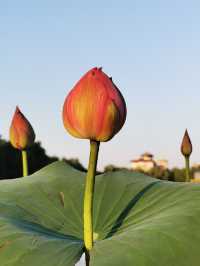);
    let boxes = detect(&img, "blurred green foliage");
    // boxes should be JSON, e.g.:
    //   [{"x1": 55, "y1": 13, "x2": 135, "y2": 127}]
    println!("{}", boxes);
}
[
  {"x1": 0, "y1": 137, "x2": 86, "y2": 178},
  {"x1": 1, "y1": 135, "x2": 200, "y2": 182},
  {"x1": 104, "y1": 164, "x2": 200, "y2": 182}
]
